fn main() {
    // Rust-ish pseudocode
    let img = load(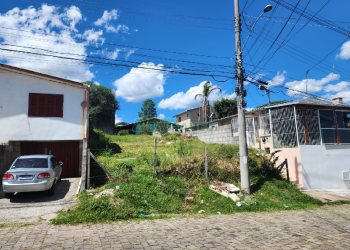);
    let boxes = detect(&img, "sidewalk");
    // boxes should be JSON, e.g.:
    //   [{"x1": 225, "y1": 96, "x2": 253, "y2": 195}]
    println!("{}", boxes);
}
[{"x1": 0, "y1": 204, "x2": 349, "y2": 249}]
